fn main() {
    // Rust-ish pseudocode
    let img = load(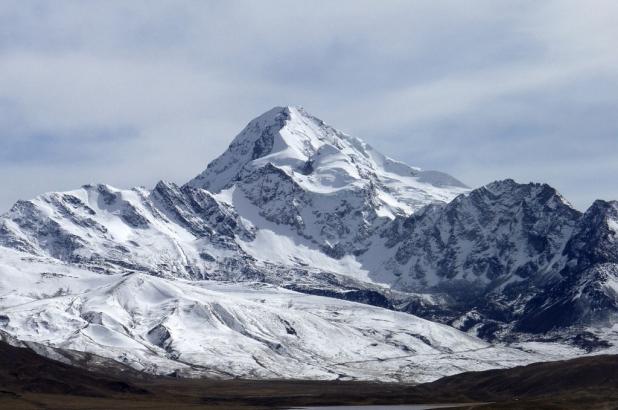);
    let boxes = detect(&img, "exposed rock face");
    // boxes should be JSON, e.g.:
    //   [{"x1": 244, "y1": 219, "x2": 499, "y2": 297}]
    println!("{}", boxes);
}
[
  {"x1": 562, "y1": 200, "x2": 618, "y2": 275},
  {"x1": 377, "y1": 179, "x2": 581, "y2": 289},
  {"x1": 516, "y1": 201, "x2": 618, "y2": 333}
]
